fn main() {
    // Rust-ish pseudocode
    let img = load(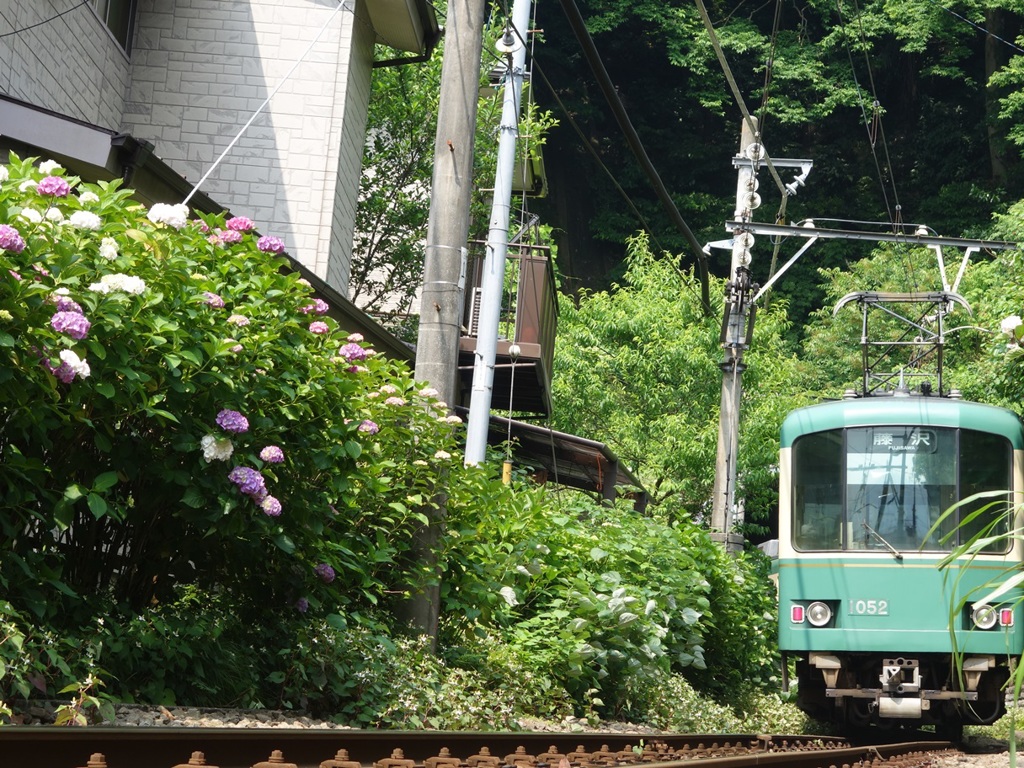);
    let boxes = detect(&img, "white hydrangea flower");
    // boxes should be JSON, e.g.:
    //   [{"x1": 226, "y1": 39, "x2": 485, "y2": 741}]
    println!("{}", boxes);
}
[
  {"x1": 89, "y1": 273, "x2": 146, "y2": 295},
  {"x1": 45, "y1": 207, "x2": 64, "y2": 223},
  {"x1": 19, "y1": 179, "x2": 37, "y2": 193},
  {"x1": 380, "y1": 384, "x2": 398, "y2": 394},
  {"x1": 200, "y1": 434, "x2": 234, "y2": 462},
  {"x1": 59, "y1": 349, "x2": 90, "y2": 379},
  {"x1": 498, "y1": 586, "x2": 519, "y2": 606},
  {"x1": 39, "y1": 160, "x2": 63, "y2": 175},
  {"x1": 99, "y1": 237, "x2": 119, "y2": 260},
  {"x1": 18, "y1": 207, "x2": 42, "y2": 224},
  {"x1": 0, "y1": 165, "x2": 8, "y2": 182},
  {"x1": 68, "y1": 210, "x2": 102, "y2": 230},
  {"x1": 434, "y1": 449, "x2": 452, "y2": 460},
  {"x1": 78, "y1": 190, "x2": 100, "y2": 205},
  {"x1": 147, "y1": 202, "x2": 190, "y2": 229},
  {"x1": 419, "y1": 387, "x2": 439, "y2": 399},
  {"x1": 1001, "y1": 315, "x2": 1022, "y2": 337},
  {"x1": 444, "y1": 415, "x2": 463, "y2": 424}
]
